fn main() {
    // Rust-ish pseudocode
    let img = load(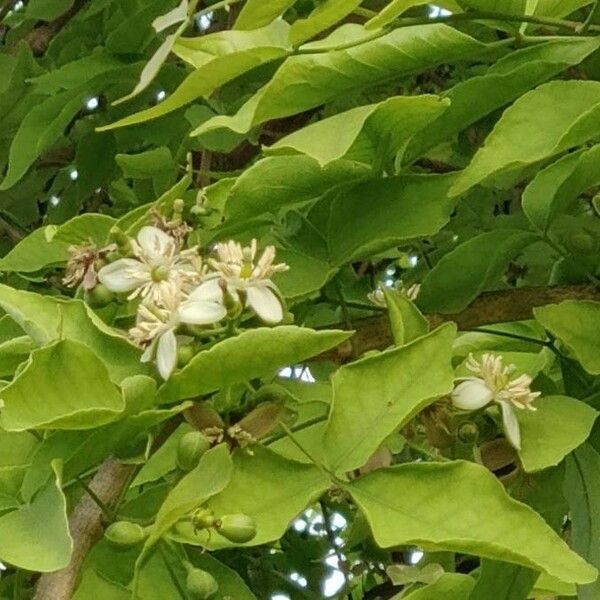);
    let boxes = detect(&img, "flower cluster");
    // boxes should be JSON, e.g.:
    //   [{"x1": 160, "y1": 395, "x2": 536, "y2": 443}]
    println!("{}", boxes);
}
[
  {"x1": 451, "y1": 353, "x2": 540, "y2": 449},
  {"x1": 85, "y1": 226, "x2": 288, "y2": 379}
]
